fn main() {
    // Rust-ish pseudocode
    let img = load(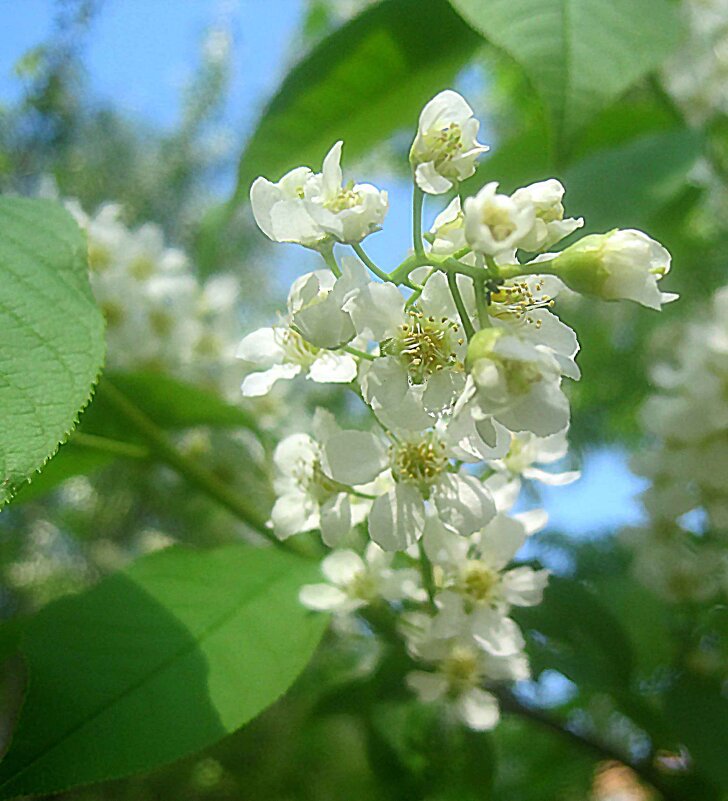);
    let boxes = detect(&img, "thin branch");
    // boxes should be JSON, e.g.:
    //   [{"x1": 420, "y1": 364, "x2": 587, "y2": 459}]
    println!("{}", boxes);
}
[
  {"x1": 72, "y1": 431, "x2": 150, "y2": 460},
  {"x1": 447, "y1": 270, "x2": 475, "y2": 340},
  {"x1": 412, "y1": 184, "x2": 426, "y2": 258},
  {"x1": 493, "y1": 688, "x2": 689, "y2": 801},
  {"x1": 352, "y1": 242, "x2": 390, "y2": 282},
  {"x1": 100, "y1": 380, "x2": 278, "y2": 545}
]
